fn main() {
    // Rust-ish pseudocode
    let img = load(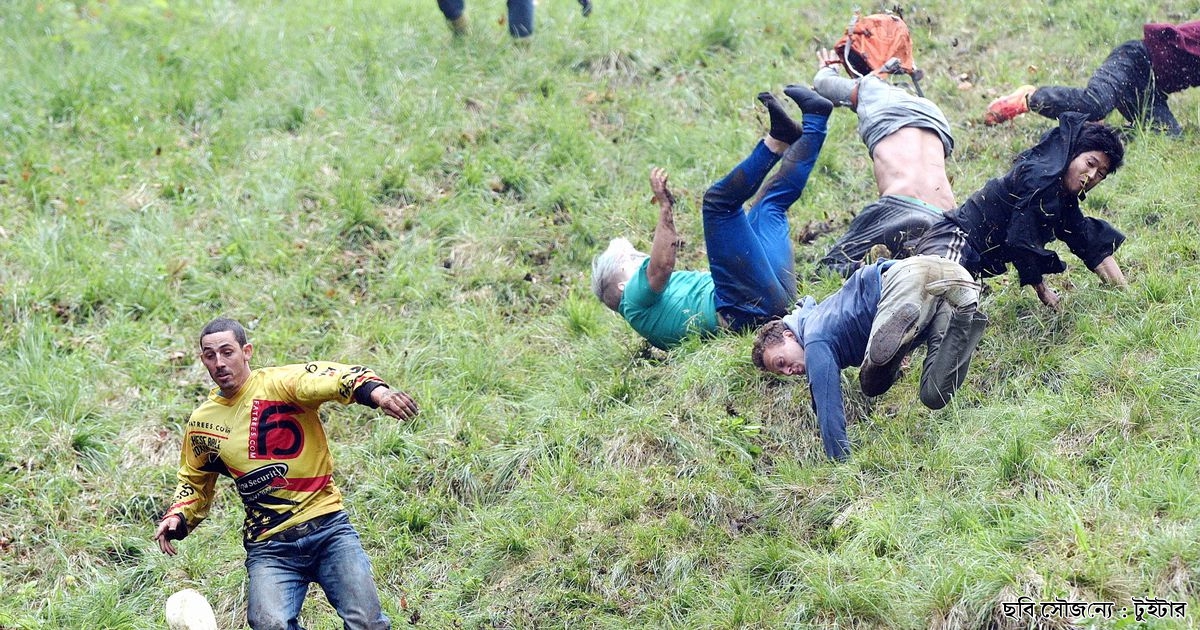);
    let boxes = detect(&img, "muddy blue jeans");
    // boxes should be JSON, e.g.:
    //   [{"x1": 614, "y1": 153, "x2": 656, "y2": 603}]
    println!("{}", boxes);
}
[
  {"x1": 702, "y1": 114, "x2": 828, "y2": 331},
  {"x1": 244, "y1": 511, "x2": 389, "y2": 630}
]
